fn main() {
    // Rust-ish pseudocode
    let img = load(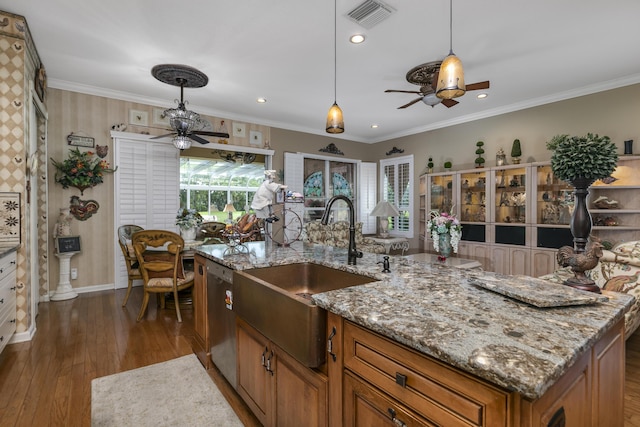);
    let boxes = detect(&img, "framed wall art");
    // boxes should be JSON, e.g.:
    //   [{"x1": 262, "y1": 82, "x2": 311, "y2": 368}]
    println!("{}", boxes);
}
[
  {"x1": 232, "y1": 122, "x2": 246, "y2": 138},
  {"x1": 129, "y1": 109, "x2": 149, "y2": 126},
  {"x1": 152, "y1": 107, "x2": 169, "y2": 126},
  {"x1": 249, "y1": 130, "x2": 263, "y2": 146}
]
